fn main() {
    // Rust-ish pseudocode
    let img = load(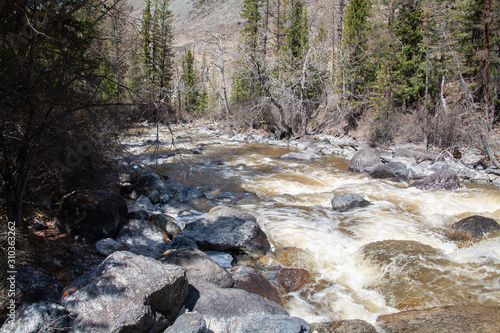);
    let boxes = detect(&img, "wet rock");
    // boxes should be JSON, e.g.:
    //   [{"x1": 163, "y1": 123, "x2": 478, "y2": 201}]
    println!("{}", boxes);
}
[
  {"x1": 150, "y1": 214, "x2": 181, "y2": 238},
  {"x1": 61, "y1": 251, "x2": 188, "y2": 333},
  {"x1": 177, "y1": 215, "x2": 270, "y2": 257},
  {"x1": 331, "y1": 194, "x2": 370, "y2": 212},
  {"x1": 158, "y1": 248, "x2": 234, "y2": 288},
  {"x1": 229, "y1": 314, "x2": 310, "y2": 333},
  {"x1": 164, "y1": 311, "x2": 207, "y2": 333},
  {"x1": 377, "y1": 305, "x2": 500, "y2": 333},
  {"x1": 95, "y1": 238, "x2": 128, "y2": 256},
  {"x1": 168, "y1": 235, "x2": 199, "y2": 250},
  {"x1": 370, "y1": 162, "x2": 411, "y2": 181},
  {"x1": 231, "y1": 191, "x2": 261, "y2": 205},
  {"x1": 179, "y1": 186, "x2": 205, "y2": 202},
  {"x1": 281, "y1": 151, "x2": 321, "y2": 161},
  {"x1": 311, "y1": 319, "x2": 377, "y2": 333},
  {"x1": 277, "y1": 268, "x2": 311, "y2": 293},
  {"x1": 183, "y1": 282, "x2": 289, "y2": 333},
  {"x1": 229, "y1": 266, "x2": 282, "y2": 306},
  {"x1": 56, "y1": 190, "x2": 127, "y2": 243},
  {"x1": 115, "y1": 219, "x2": 169, "y2": 257},
  {"x1": 16, "y1": 267, "x2": 63, "y2": 305},
  {"x1": 348, "y1": 148, "x2": 381, "y2": 173},
  {"x1": 449, "y1": 215, "x2": 500, "y2": 241},
  {"x1": 0, "y1": 301, "x2": 68, "y2": 333},
  {"x1": 410, "y1": 168, "x2": 460, "y2": 190},
  {"x1": 209, "y1": 206, "x2": 257, "y2": 222}
]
